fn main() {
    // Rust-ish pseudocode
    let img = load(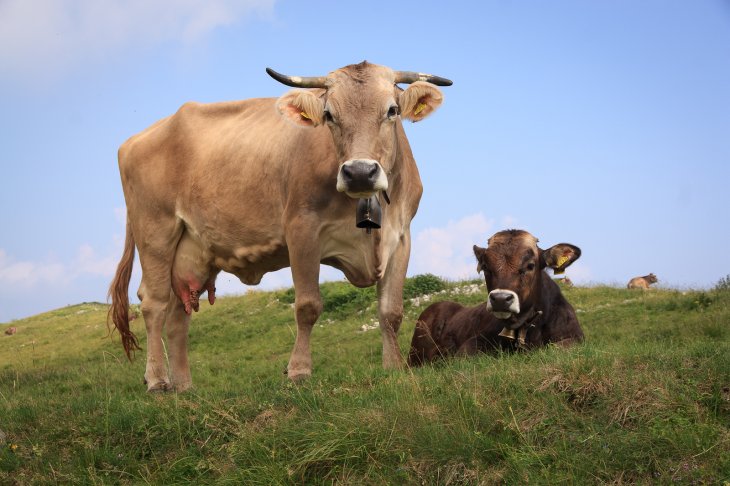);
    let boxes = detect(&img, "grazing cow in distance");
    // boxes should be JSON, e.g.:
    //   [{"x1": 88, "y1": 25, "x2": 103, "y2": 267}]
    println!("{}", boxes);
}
[
  {"x1": 109, "y1": 61, "x2": 452, "y2": 391},
  {"x1": 627, "y1": 273, "x2": 658, "y2": 289},
  {"x1": 409, "y1": 230, "x2": 584, "y2": 366},
  {"x1": 4, "y1": 327, "x2": 17, "y2": 336}
]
